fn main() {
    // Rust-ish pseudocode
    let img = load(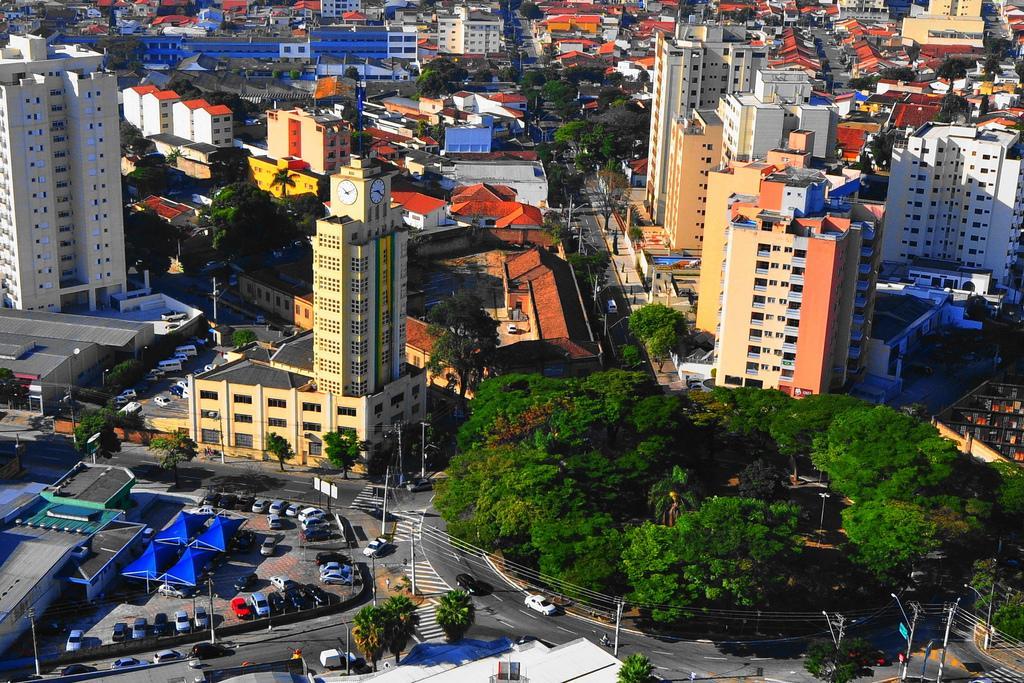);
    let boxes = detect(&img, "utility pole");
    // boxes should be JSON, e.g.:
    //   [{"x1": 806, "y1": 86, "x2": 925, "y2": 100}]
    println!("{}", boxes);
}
[
  {"x1": 985, "y1": 570, "x2": 997, "y2": 649},
  {"x1": 900, "y1": 602, "x2": 920, "y2": 681},
  {"x1": 381, "y1": 466, "x2": 390, "y2": 532},
  {"x1": 209, "y1": 577, "x2": 216, "y2": 644},
  {"x1": 419, "y1": 421, "x2": 428, "y2": 479},
  {"x1": 396, "y1": 424, "x2": 403, "y2": 484},
  {"x1": 212, "y1": 277, "x2": 218, "y2": 321},
  {"x1": 937, "y1": 599, "x2": 960, "y2": 683},
  {"x1": 410, "y1": 522, "x2": 416, "y2": 596},
  {"x1": 346, "y1": 626, "x2": 352, "y2": 675},
  {"x1": 372, "y1": 555, "x2": 377, "y2": 606},
  {"x1": 28, "y1": 608, "x2": 40, "y2": 677},
  {"x1": 613, "y1": 599, "x2": 623, "y2": 657}
]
